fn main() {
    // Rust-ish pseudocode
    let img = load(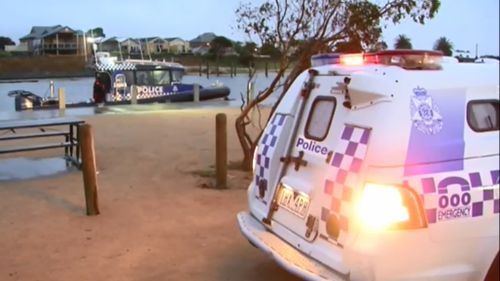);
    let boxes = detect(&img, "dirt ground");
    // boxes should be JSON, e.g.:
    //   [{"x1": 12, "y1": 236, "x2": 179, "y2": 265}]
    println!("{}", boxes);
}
[{"x1": 0, "y1": 108, "x2": 302, "y2": 281}]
